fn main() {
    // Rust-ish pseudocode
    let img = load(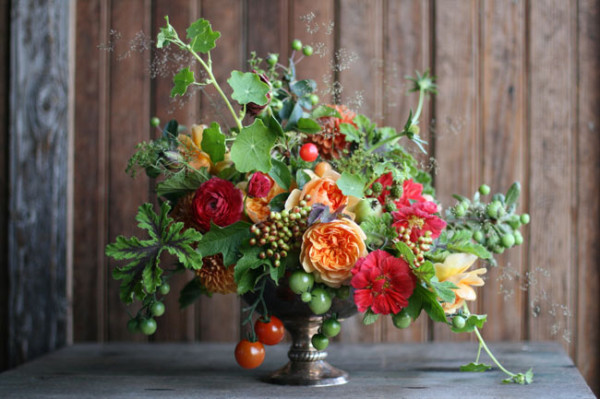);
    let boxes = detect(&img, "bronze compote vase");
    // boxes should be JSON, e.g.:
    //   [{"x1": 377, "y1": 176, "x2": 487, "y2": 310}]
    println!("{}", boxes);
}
[{"x1": 244, "y1": 277, "x2": 358, "y2": 386}]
